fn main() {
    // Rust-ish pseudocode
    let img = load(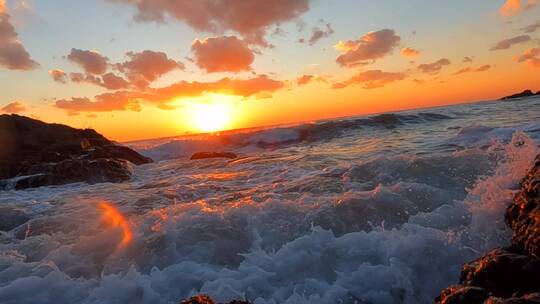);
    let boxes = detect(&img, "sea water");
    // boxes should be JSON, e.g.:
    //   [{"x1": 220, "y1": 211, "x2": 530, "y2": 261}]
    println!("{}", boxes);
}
[{"x1": 1, "y1": 97, "x2": 540, "y2": 303}]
